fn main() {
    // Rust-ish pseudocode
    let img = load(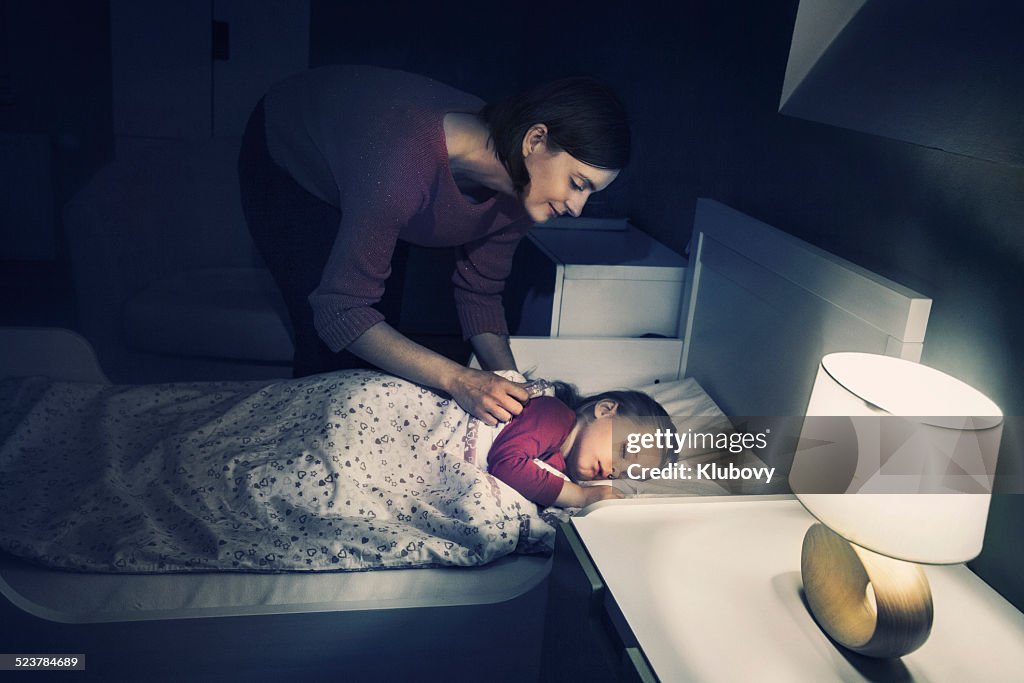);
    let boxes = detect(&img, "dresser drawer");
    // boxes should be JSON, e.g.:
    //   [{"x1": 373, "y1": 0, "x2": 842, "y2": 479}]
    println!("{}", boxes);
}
[{"x1": 508, "y1": 226, "x2": 686, "y2": 338}]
